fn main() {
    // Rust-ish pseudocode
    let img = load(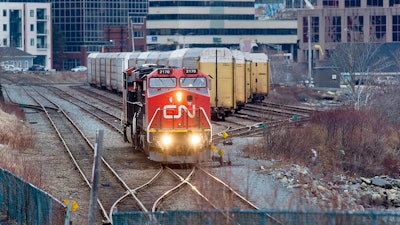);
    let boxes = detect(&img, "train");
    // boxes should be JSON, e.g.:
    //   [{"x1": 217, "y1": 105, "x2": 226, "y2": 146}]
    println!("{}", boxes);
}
[
  {"x1": 87, "y1": 47, "x2": 271, "y2": 120},
  {"x1": 121, "y1": 65, "x2": 213, "y2": 163}
]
